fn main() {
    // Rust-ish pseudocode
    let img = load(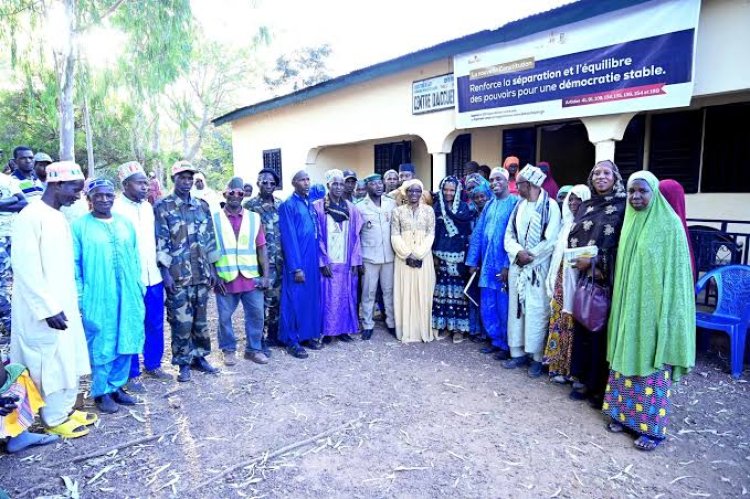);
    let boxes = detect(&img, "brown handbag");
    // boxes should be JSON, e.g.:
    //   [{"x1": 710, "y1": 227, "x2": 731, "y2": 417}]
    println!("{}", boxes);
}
[{"x1": 572, "y1": 257, "x2": 611, "y2": 332}]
